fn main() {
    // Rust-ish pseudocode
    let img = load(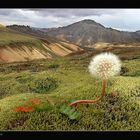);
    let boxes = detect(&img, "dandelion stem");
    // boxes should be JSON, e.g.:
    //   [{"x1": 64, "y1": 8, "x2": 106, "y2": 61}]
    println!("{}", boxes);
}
[{"x1": 70, "y1": 80, "x2": 106, "y2": 107}]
